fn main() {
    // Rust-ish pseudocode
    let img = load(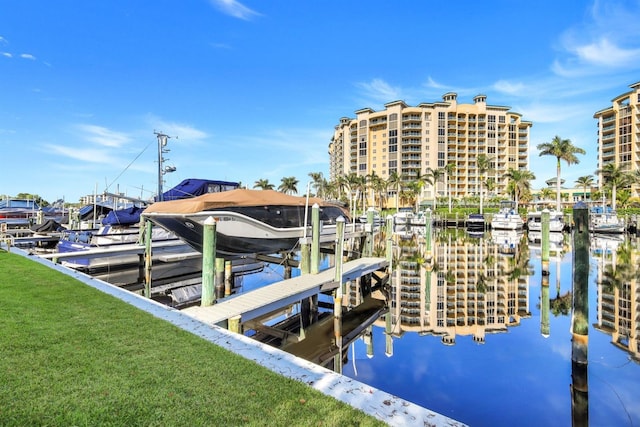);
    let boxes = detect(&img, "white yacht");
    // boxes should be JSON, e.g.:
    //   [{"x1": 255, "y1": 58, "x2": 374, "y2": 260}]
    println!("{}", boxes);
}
[
  {"x1": 526, "y1": 210, "x2": 565, "y2": 232},
  {"x1": 490, "y1": 201, "x2": 524, "y2": 230}
]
